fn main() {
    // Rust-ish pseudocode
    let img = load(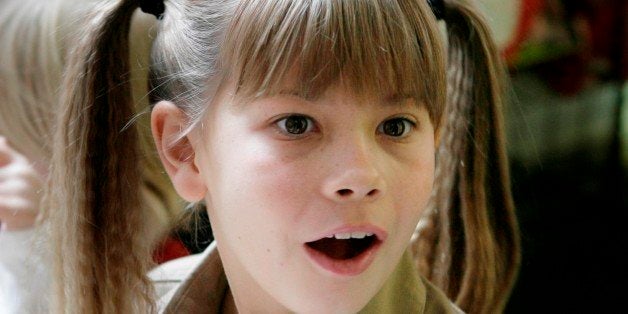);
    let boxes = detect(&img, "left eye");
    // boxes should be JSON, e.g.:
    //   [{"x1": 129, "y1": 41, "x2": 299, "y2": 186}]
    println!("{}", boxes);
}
[
  {"x1": 276, "y1": 115, "x2": 315, "y2": 135},
  {"x1": 378, "y1": 118, "x2": 415, "y2": 138}
]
